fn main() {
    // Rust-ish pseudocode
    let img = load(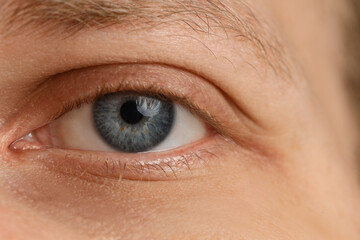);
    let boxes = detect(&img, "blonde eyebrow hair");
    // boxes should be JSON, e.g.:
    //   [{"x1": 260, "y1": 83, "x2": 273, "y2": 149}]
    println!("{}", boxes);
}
[
  {"x1": 2, "y1": 2, "x2": 283, "y2": 58},
  {"x1": 0, "y1": 0, "x2": 258, "y2": 36}
]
